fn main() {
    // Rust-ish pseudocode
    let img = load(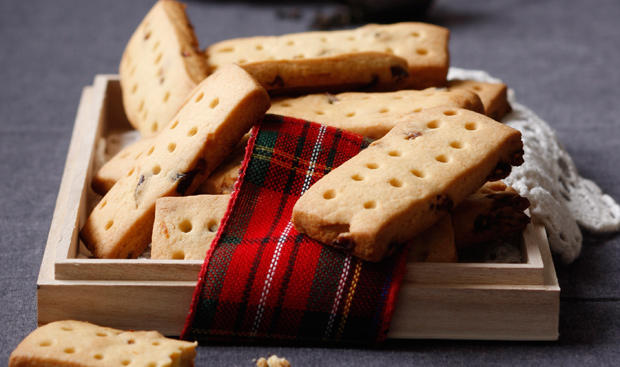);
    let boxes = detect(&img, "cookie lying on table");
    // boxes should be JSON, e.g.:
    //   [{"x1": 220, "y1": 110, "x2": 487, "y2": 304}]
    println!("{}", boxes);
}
[
  {"x1": 206, "y1": 22, "x2": 449, "y2": 93},
  {"x1": 80, "y1": 65, "x2": 269, "y2": 259},
  {"x1": 292, "y1": 107, "x2": 524, "y2": 262},
  {"x1": 8, "y1": 320, "x2": 196, "y2": 367},
  {"x1": 448, "y1": 80, "x2": 512, "y2": 121},
  {"x1": 269, "y1": 88, "x2": 483, "y2": 139},
  {"x1": 120, "y1": 0, "x2": 208, "y2": 136},
  {"x1": 256, "y1": 355, "x2": 292, "y2": 367}
]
